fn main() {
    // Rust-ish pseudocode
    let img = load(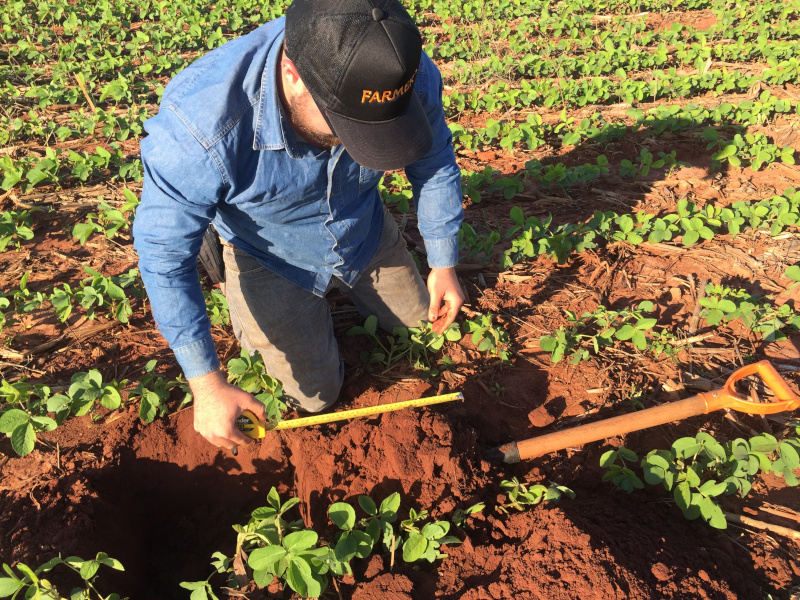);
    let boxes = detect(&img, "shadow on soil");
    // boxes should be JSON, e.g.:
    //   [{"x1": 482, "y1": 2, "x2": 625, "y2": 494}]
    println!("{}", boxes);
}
[{"x1": 60, "y1": 450, "x2": 287, "y2": 598}]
